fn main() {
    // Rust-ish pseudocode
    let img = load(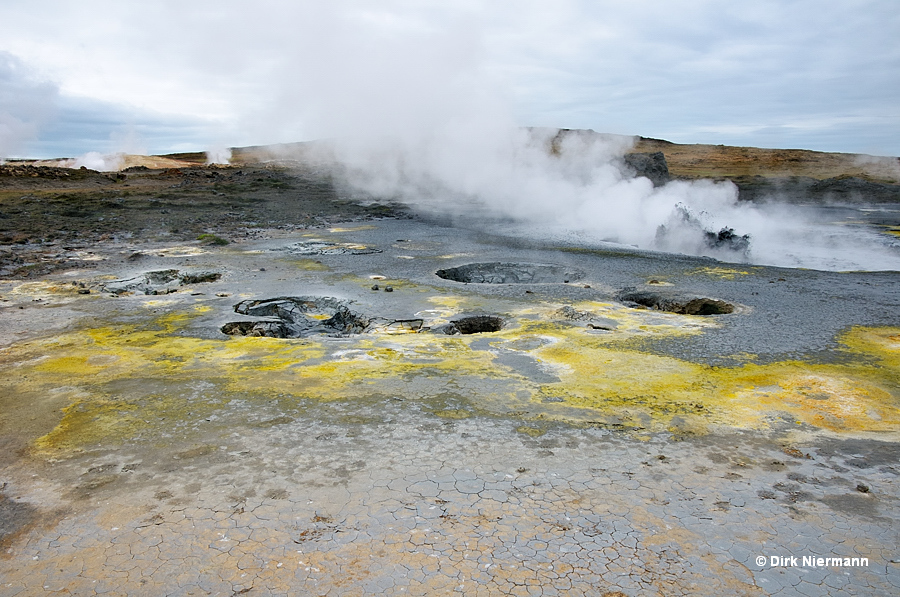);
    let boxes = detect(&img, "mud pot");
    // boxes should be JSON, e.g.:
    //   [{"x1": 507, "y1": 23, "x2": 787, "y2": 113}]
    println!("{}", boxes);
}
[{"x1": 436, "y1": 262, "x2": 584, "y2": 284}]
